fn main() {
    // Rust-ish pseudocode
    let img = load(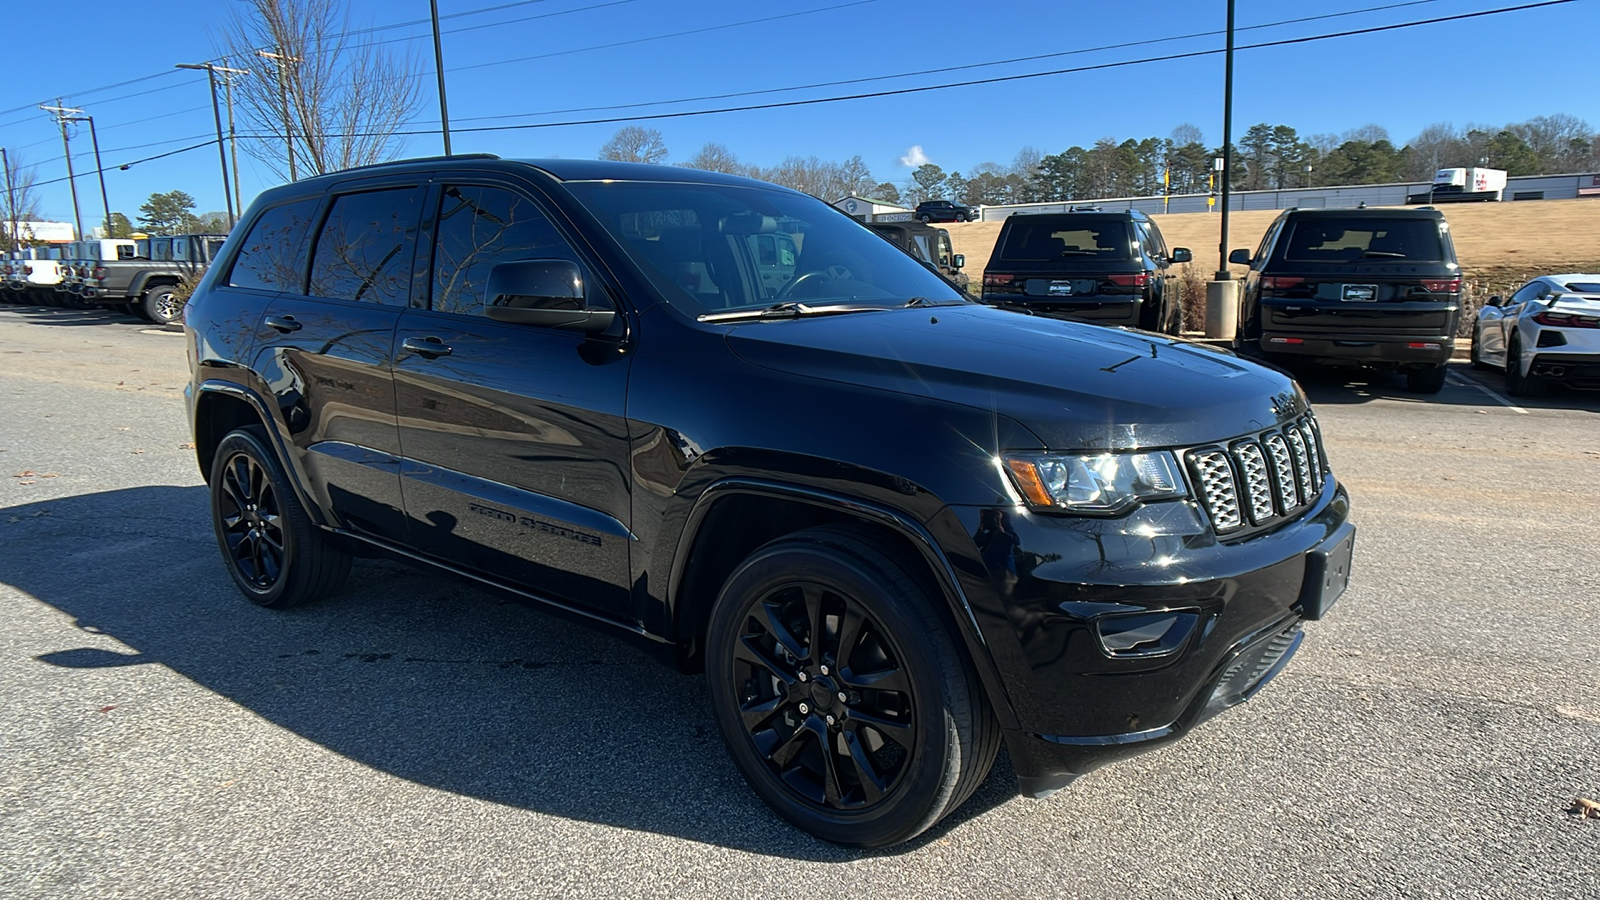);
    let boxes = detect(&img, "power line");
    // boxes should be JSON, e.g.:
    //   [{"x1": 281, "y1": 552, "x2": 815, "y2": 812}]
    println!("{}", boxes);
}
[
  {"x1": 453, "y1": 0, "x2": 886, "y2": 73},
  {"x1": 233, "y1": 0, "x2": 1581, "y2": 141},
  {"x1": 451, "y1": 0, "x2": 1447, "y2": 125},
  {"x1": 29, "y1": 140, "x2": 220, "y2": 189},
  {"x1": 366, "y1": 0, "x2": 642, "y2": 47}
]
